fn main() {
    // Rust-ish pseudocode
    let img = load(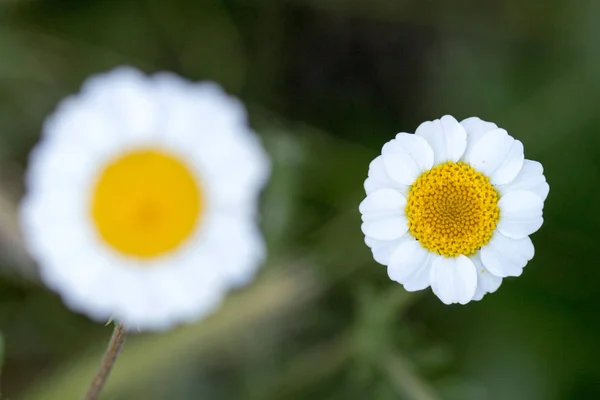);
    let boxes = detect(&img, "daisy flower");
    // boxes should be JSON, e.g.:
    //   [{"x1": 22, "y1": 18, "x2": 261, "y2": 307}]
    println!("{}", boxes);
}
[
  {"x1": 359, "y1": 115, "x2": 548, "y2": 304},
  {"x1": 20, "y1": 67, "x2": 270, "y2": 331}
]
